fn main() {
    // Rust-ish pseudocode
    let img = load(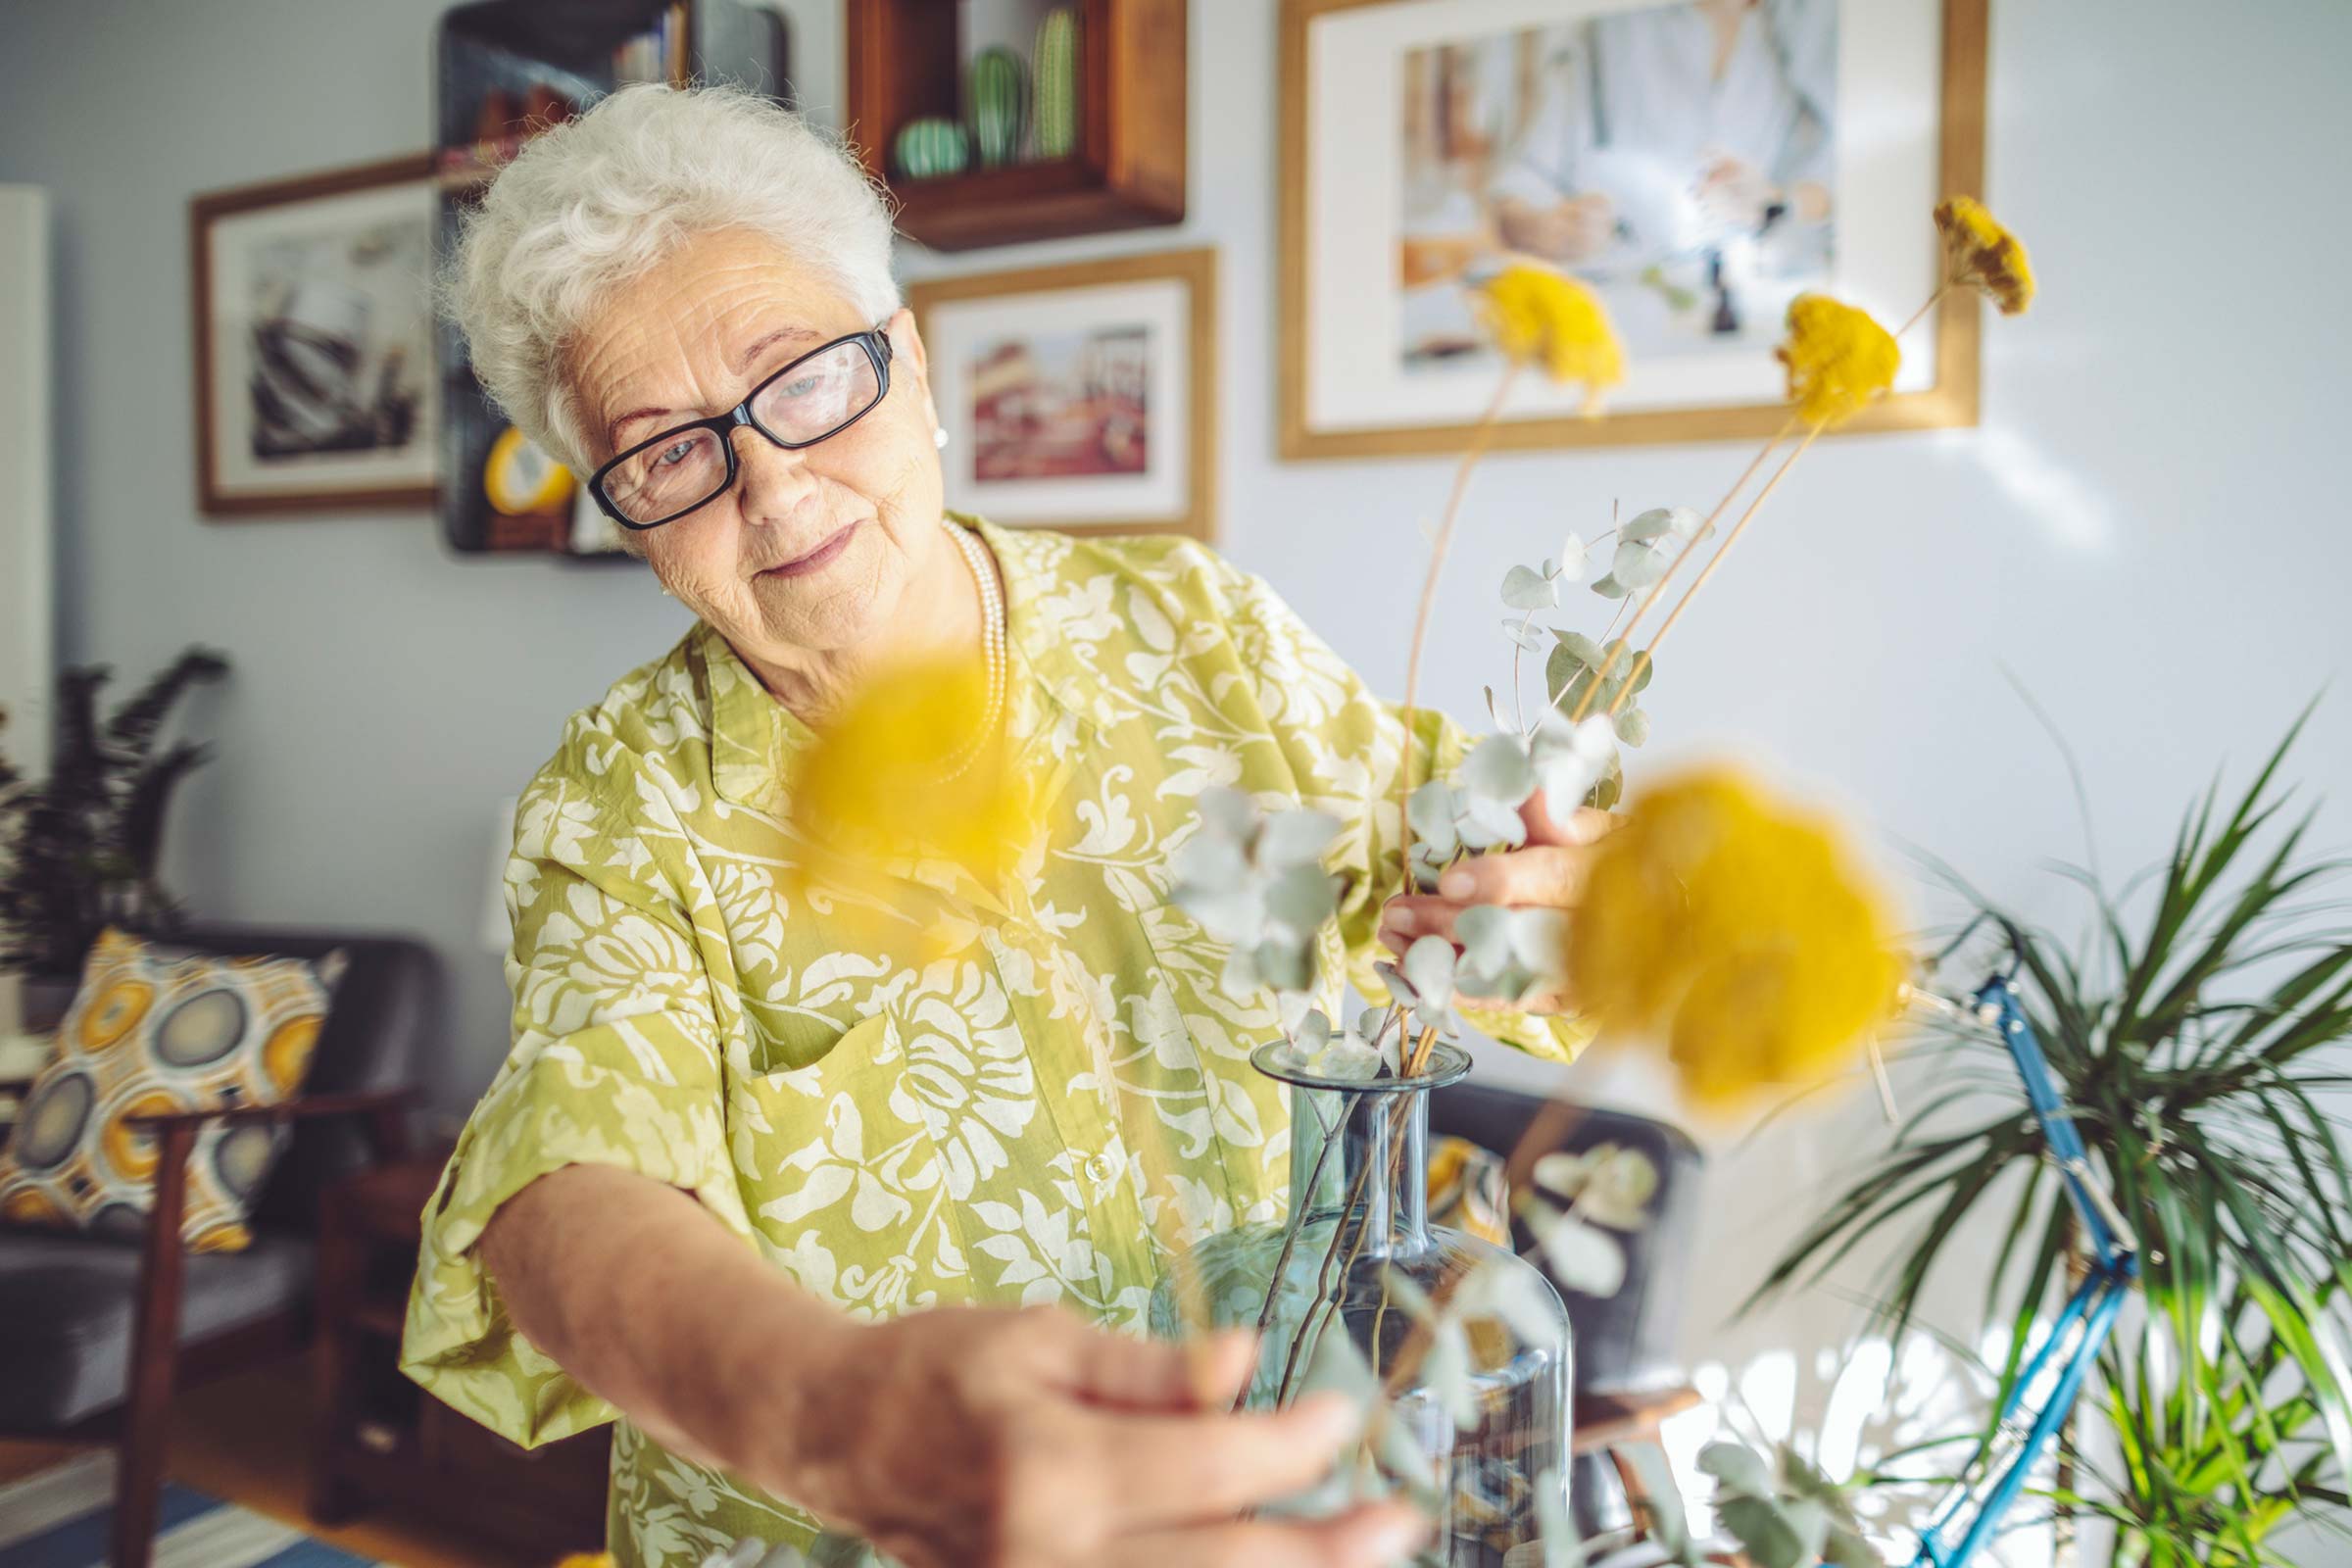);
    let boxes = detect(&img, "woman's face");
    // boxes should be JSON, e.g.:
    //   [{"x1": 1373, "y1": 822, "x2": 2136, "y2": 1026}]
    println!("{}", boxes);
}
[{"x1": 567, "y1": 227, "x2": 948, "y2": 664}]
